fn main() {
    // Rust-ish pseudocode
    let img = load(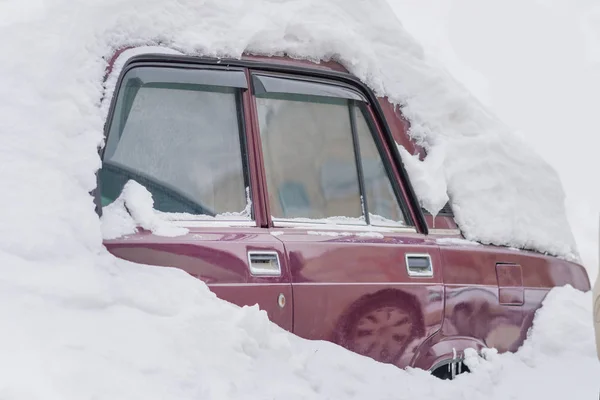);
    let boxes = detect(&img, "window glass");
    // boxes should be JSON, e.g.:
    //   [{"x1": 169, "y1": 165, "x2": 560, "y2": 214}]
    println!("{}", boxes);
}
[
  {"x1": 255, "y1": 90, "x2": 363, "y2": 220},
  {"x1": 101, "y1": 67, "x2": 248, "y2": 216},
  {"x1": 355, "y1": 106, "x2": 406, "y2": 226}
]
